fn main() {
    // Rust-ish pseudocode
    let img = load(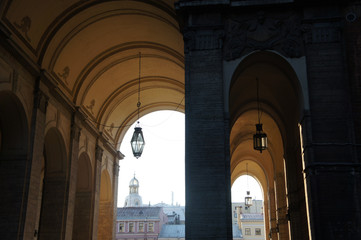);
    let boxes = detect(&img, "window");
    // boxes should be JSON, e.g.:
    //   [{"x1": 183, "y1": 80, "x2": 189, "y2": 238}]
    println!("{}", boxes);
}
[
  {"x1": 148, "y1": 222, "x2": 154, "y2": 232},
  {"x1": 234, "y1": 211, "x2": 237, "y2": 218},
  {"x1": 245, "y1": 228, "x2": 251, "y2": 235},
  {"x1": 119, "y1": 222, "x2": 124, "y2": 232},
  {"x1": 139, "y1": 222, "x2": 144, "y2": 232},
  {"x1": 255, "y1": 228, "x2": 261, "y2": 235},
  {"x1": 129, "y1": 222, "x2": 134, "y2": 232}
]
